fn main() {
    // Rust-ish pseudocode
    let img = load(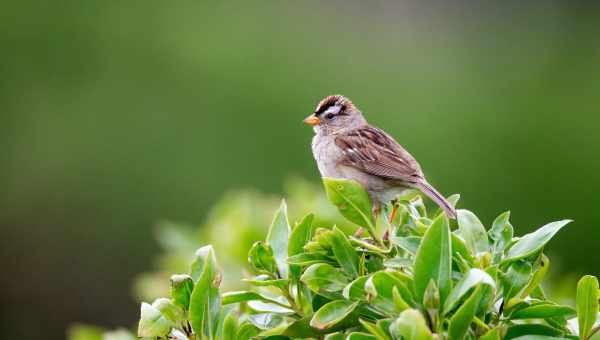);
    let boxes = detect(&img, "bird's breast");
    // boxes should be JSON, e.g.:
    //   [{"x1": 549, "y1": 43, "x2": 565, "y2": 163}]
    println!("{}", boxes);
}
[{"x1": 311, "y1": 135, "x2": 343, "y2": 178}]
